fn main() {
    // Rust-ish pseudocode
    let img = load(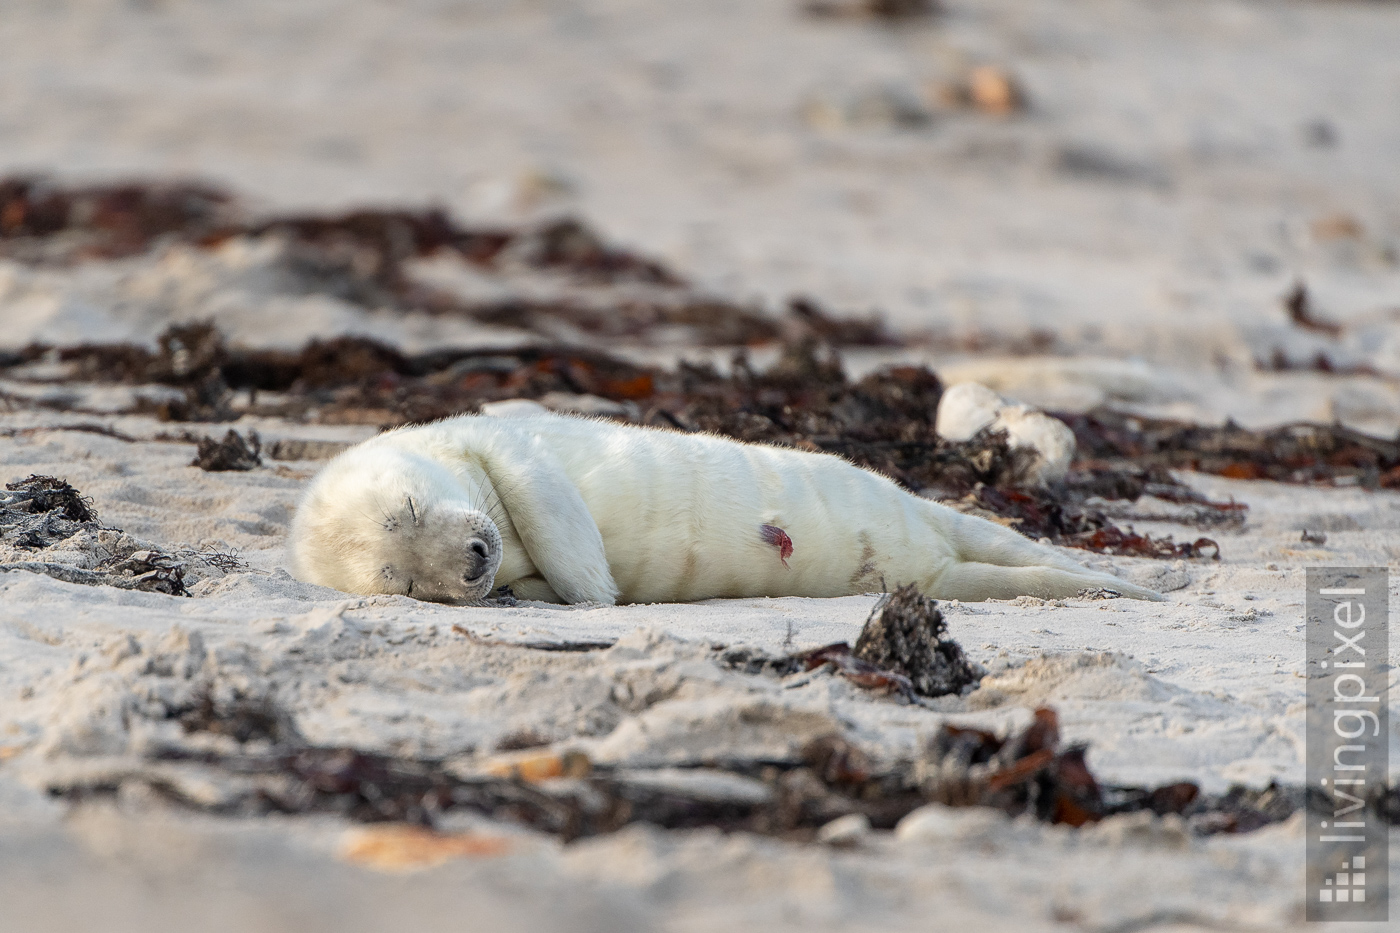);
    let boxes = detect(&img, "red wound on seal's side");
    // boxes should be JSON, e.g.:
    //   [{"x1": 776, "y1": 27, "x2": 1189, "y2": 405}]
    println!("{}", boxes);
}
[{"x1": 760, "y1": 524, "x2": 793, "y2": 569}]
